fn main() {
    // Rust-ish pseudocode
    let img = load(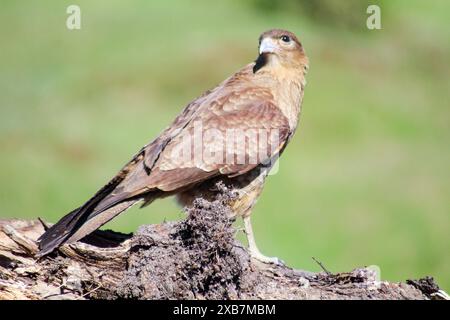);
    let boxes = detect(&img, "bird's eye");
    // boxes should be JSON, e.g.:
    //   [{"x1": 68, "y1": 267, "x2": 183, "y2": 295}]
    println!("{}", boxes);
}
[{"x1": 281, "y1": 35, "x2": 291, "y2": 43}]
